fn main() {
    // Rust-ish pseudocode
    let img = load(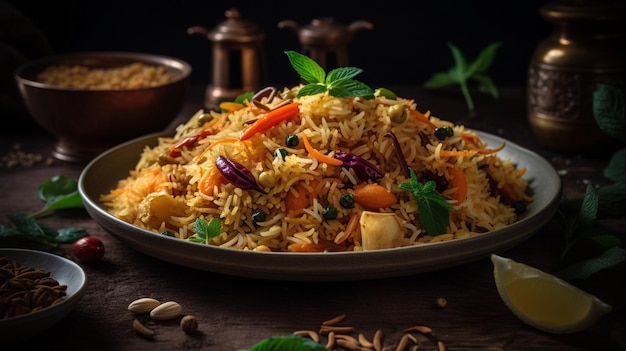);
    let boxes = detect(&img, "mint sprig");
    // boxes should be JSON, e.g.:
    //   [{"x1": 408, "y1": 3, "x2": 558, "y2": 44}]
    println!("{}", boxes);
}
[
  {"x1": 189, "y1": 217, "x2": 222, "y2": 244},
  {"x1": 285, "y1": 51, "x2": 374, "y2": 98},
  {"x1": 553, "y1": 148, "x2": 626, "y2": 280},
  {"x1": 424, "y1": 42, "x2": 501, "y2": 112},
  {"x1": 398, "y1": 168, "x2": 454, "y2": 236}
]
